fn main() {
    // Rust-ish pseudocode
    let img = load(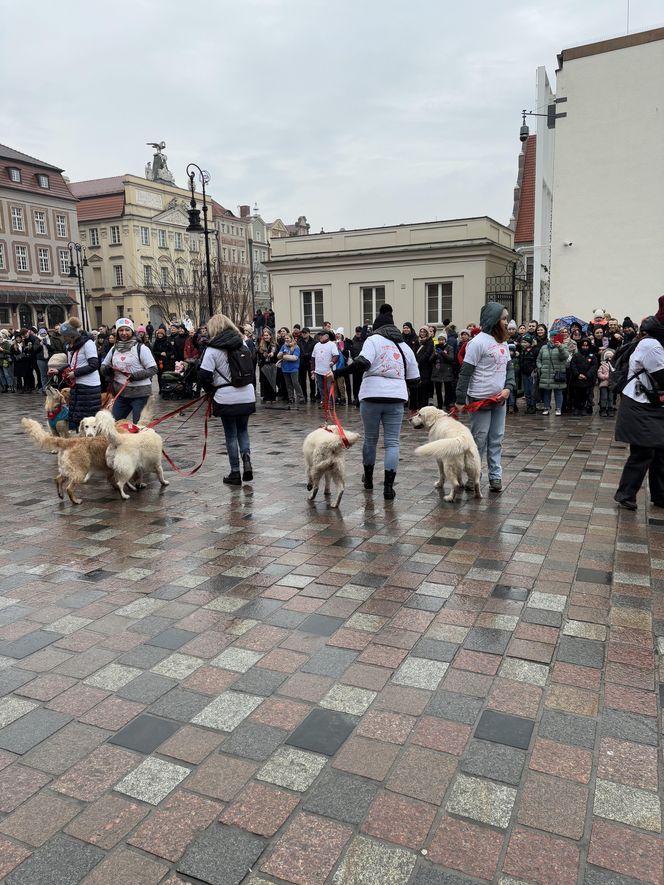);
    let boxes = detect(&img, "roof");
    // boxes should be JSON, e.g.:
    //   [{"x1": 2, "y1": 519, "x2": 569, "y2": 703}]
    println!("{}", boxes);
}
[
  {"x1": 69, "y1": 177, "x2": 125, "y2": 198},
  {"x1": 514, "y1": 135, "x2": 536, "y2": 244},
  {"x1": 0, "y1": 144, "x2": 76, "y2": 201},
  {"x1": 0, "y1": 144, "x2": 63, "y2": 171},
  {"x1": 76, "y1": 194, "x2": 125, "y2": 222},
  {"x1": 558, "y1": 25, "x2": 664, "y2": 69}
]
